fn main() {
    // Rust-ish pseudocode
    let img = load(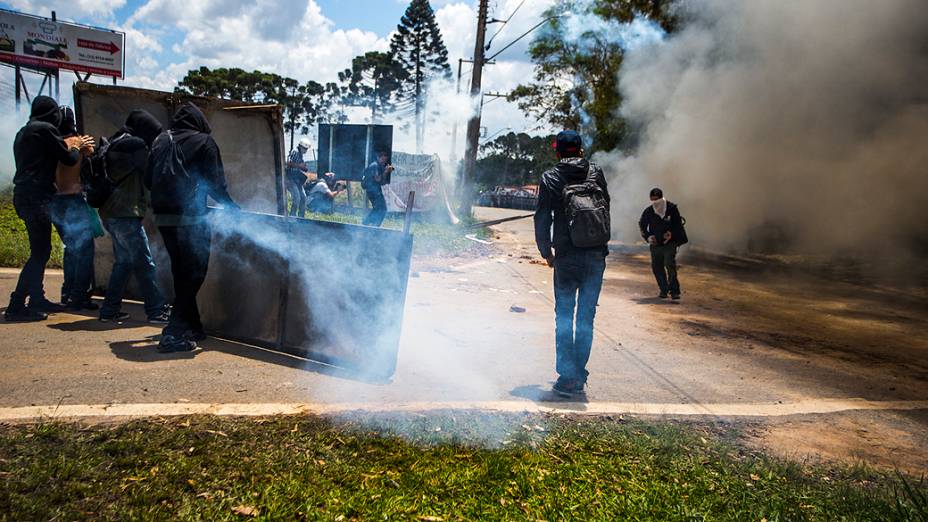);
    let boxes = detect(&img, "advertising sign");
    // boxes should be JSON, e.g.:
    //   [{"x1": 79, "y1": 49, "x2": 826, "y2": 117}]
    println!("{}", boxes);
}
[{"x1": 0, "y1": 9, "x2": 125, "y2": 78}]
